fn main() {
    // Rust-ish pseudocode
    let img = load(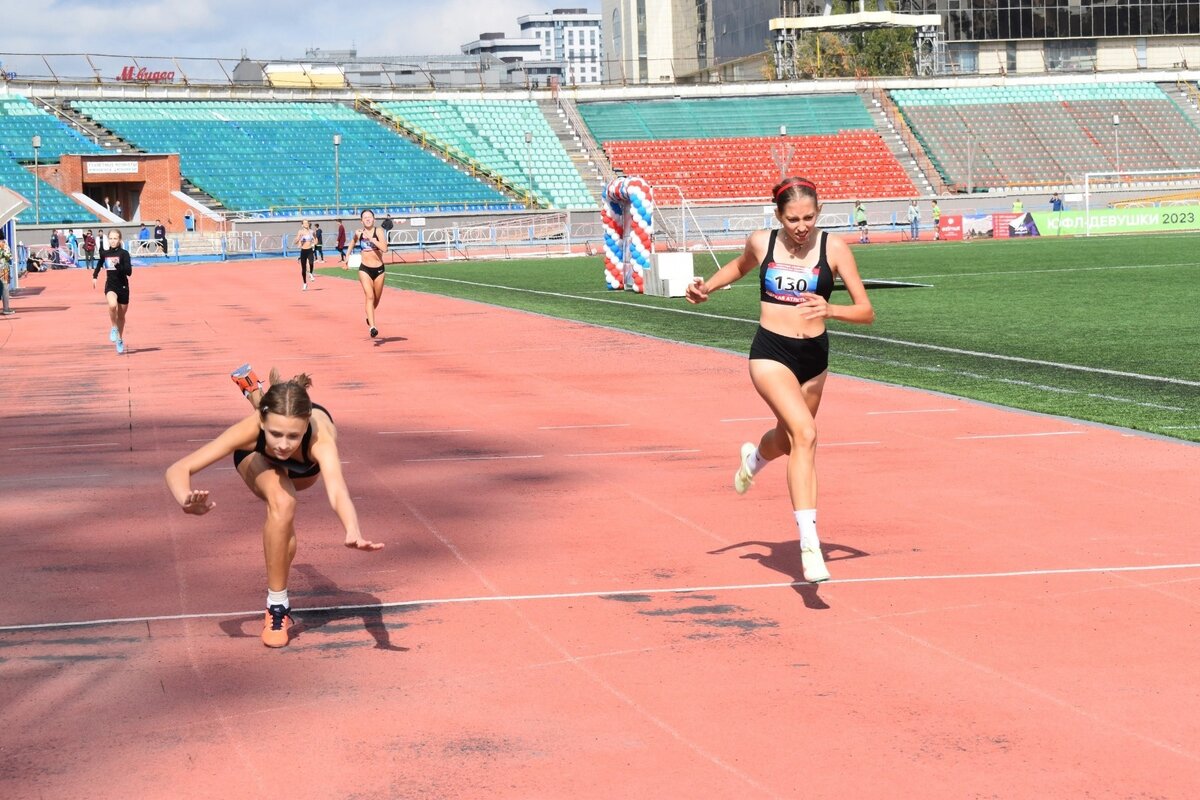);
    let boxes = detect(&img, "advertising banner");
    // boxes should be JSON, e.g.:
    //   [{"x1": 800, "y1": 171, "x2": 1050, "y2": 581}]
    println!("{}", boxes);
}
[
  {"x1": 1033, "y1": 206, "x2": 1200, "y2": 236},
  {"x1": 939, "y1": 214, "x2": 963, "y2": 241}
]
